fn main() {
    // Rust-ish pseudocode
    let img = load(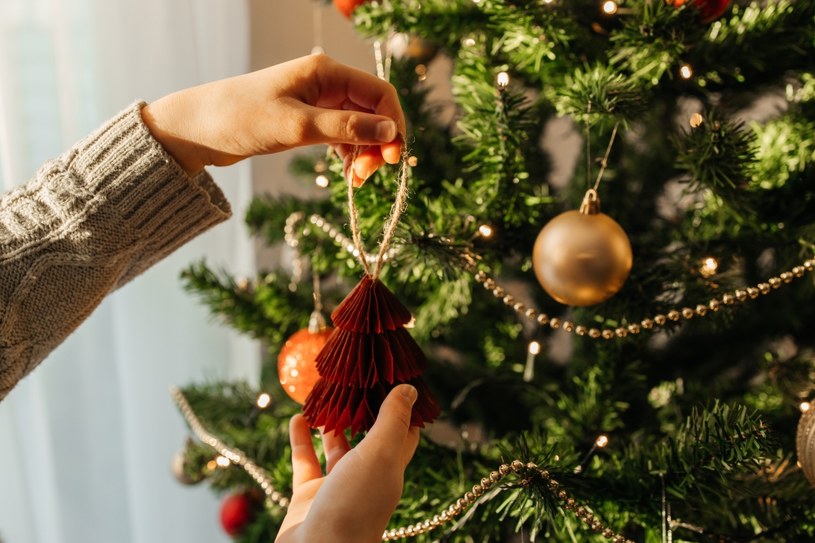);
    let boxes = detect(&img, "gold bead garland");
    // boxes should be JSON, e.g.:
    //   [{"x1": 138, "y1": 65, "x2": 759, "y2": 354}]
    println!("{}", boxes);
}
[
  {"x1": 171, "y1": 387, "x2": 291, "y2": 510},
  {"x1": 172, "y1": 386, "x2": 632, "y2": 541},
  {"x1": 285, "y1": 213, "x2": 815, "y2": 340},
  {"x1": 381, "y1": 460, "x2": 634, "y2": 542},
  {"x1": 470, "y1": 257, "x2": 815, "y2": 339},
  {"x1": 284, "y1": 212, "x2": 397, "y2": 267}
]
